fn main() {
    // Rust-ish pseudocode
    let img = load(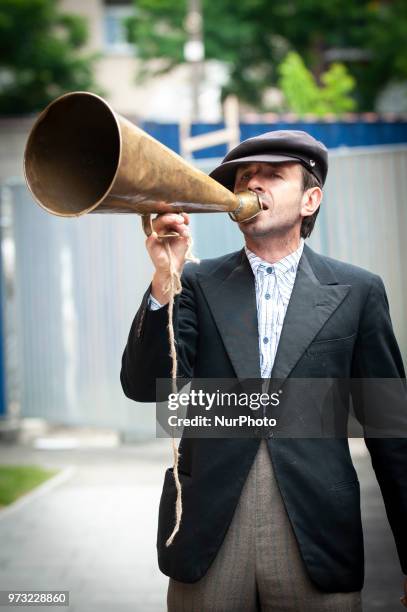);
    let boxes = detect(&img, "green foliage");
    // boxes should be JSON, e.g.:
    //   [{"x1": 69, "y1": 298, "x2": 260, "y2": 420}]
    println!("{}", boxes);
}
[
  {"x1": 126, "y1": 0, "x2": 187, "y2": 78},
  {"x1": 278, "y1": 52, "x2": 356, "y2": 116},
  {"x1": 0, "y1": 0, "x2": 99, "y2": 115},
  {"x1": 126, "y1": 0, "x2": 407, "y2": 111},
  {"x1": 278, "y1": 52, "x2": 320, "y2": 115},
  {"x1": 320, "y1": 63, "x2": 356, "y2": 114},
  {"x1": 0, "y1": 465, "x2": 58, "y2": 506}
]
